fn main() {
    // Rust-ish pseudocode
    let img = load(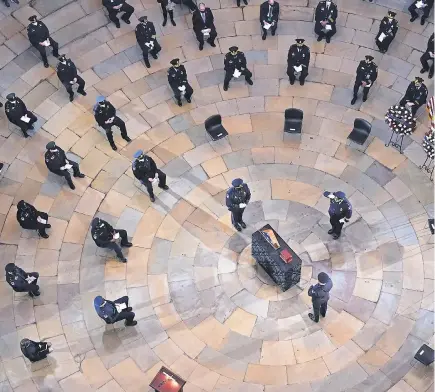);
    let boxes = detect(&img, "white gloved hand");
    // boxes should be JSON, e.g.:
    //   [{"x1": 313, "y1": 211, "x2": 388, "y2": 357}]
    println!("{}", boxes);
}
[
  {"x1": 339, "y1": 218, "x2": 346, "y2": 223},
  {"x1": 239, "y1": 203, "x2": 246, "y2": 208}
]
